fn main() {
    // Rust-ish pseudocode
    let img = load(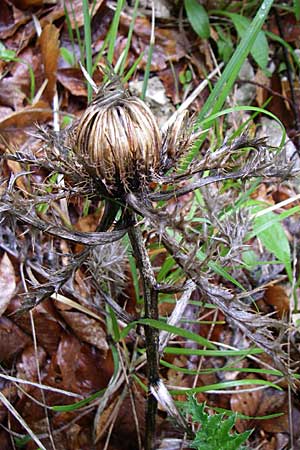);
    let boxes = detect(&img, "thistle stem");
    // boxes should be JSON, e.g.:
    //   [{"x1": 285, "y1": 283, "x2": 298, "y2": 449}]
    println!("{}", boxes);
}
[{"x1": 127, "y1": 212, "x2": 159, "y2": 450}]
